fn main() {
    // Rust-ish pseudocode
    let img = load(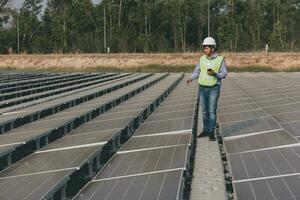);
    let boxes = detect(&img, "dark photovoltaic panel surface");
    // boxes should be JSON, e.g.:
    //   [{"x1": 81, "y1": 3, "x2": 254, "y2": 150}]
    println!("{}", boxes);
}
[
  {"x1": 264, "y1": 102, "x2": 300, "y2": 115},
  {"x1": 96, "y1": 145, "x2": 189, "y2": 179},
  {"x1": 234, "y1": 174, "x2": 300, "y2": 200},
  {"x1": 74, "y1": 170, "x2": 184, "y2": 200},
  {"x1": 219, "y1": 73, "x2": 300, "y2": 200},
  {"x1": 159, "y1": 96, "x2": 196, "y2": 106},
  {"x1": 0, "y1": 72, "x2": 196, "y2": 200},
  {"x1": 229, "y1": 145, "x2": 300, "y2": 181},
  {"x1": 40, "y1": 130, "x2": 117, "y2": 151},
  {"x1": 134, "y1": 117, "x2": 193, "y2": 136},
  {"x1": 273, "y1": 109, "x2": 300, "y2": 120},
  {"x1": 155, "y1": 103, "x2": 195, "y2": 113},
  {"x1": 0, "y1": 146, "x2": 12, "y2": 156},
  {"x1": 224, "y1": 129, "x2": 298, "y2": 154},
  {"x1": 0, "y1": 146, "x2": 99, "y2": 177},
  {"x1": 0, "y1": 170, "x2": 73, "y2": 200},
  {"x1": 282, "y1": 122, "x2": 300, "y2": 138},
  {"x1": 120, "y1": 132, "x2": 191, "y2": 152},
  {"x1": 146, "y1": 109, "x2": 194, "y2": 121},
  {"x1": 4, "y1": 72, "x2": 300, "y2": 200},
  {"x1": 220, "y1": 116, "x2": 281, "y2": 137},
  {"x1": 218, "y1": 109, "x2": 267, "y2": 124},
  {"x1": 74, "y1": 117, "x2": 133, "y2": 133},
  {"x1": 218, "y1": 102, "x2": 259, "y2": 114},
  {"x1": 74, "y1": 74, "x2": 197, "y2": 200},
  {"x1": 0, "y1": 73, "x2": 166, "y2": 168},
  {"x1": 219, "y1": 98, "x2": 253, "y2": 107}
]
